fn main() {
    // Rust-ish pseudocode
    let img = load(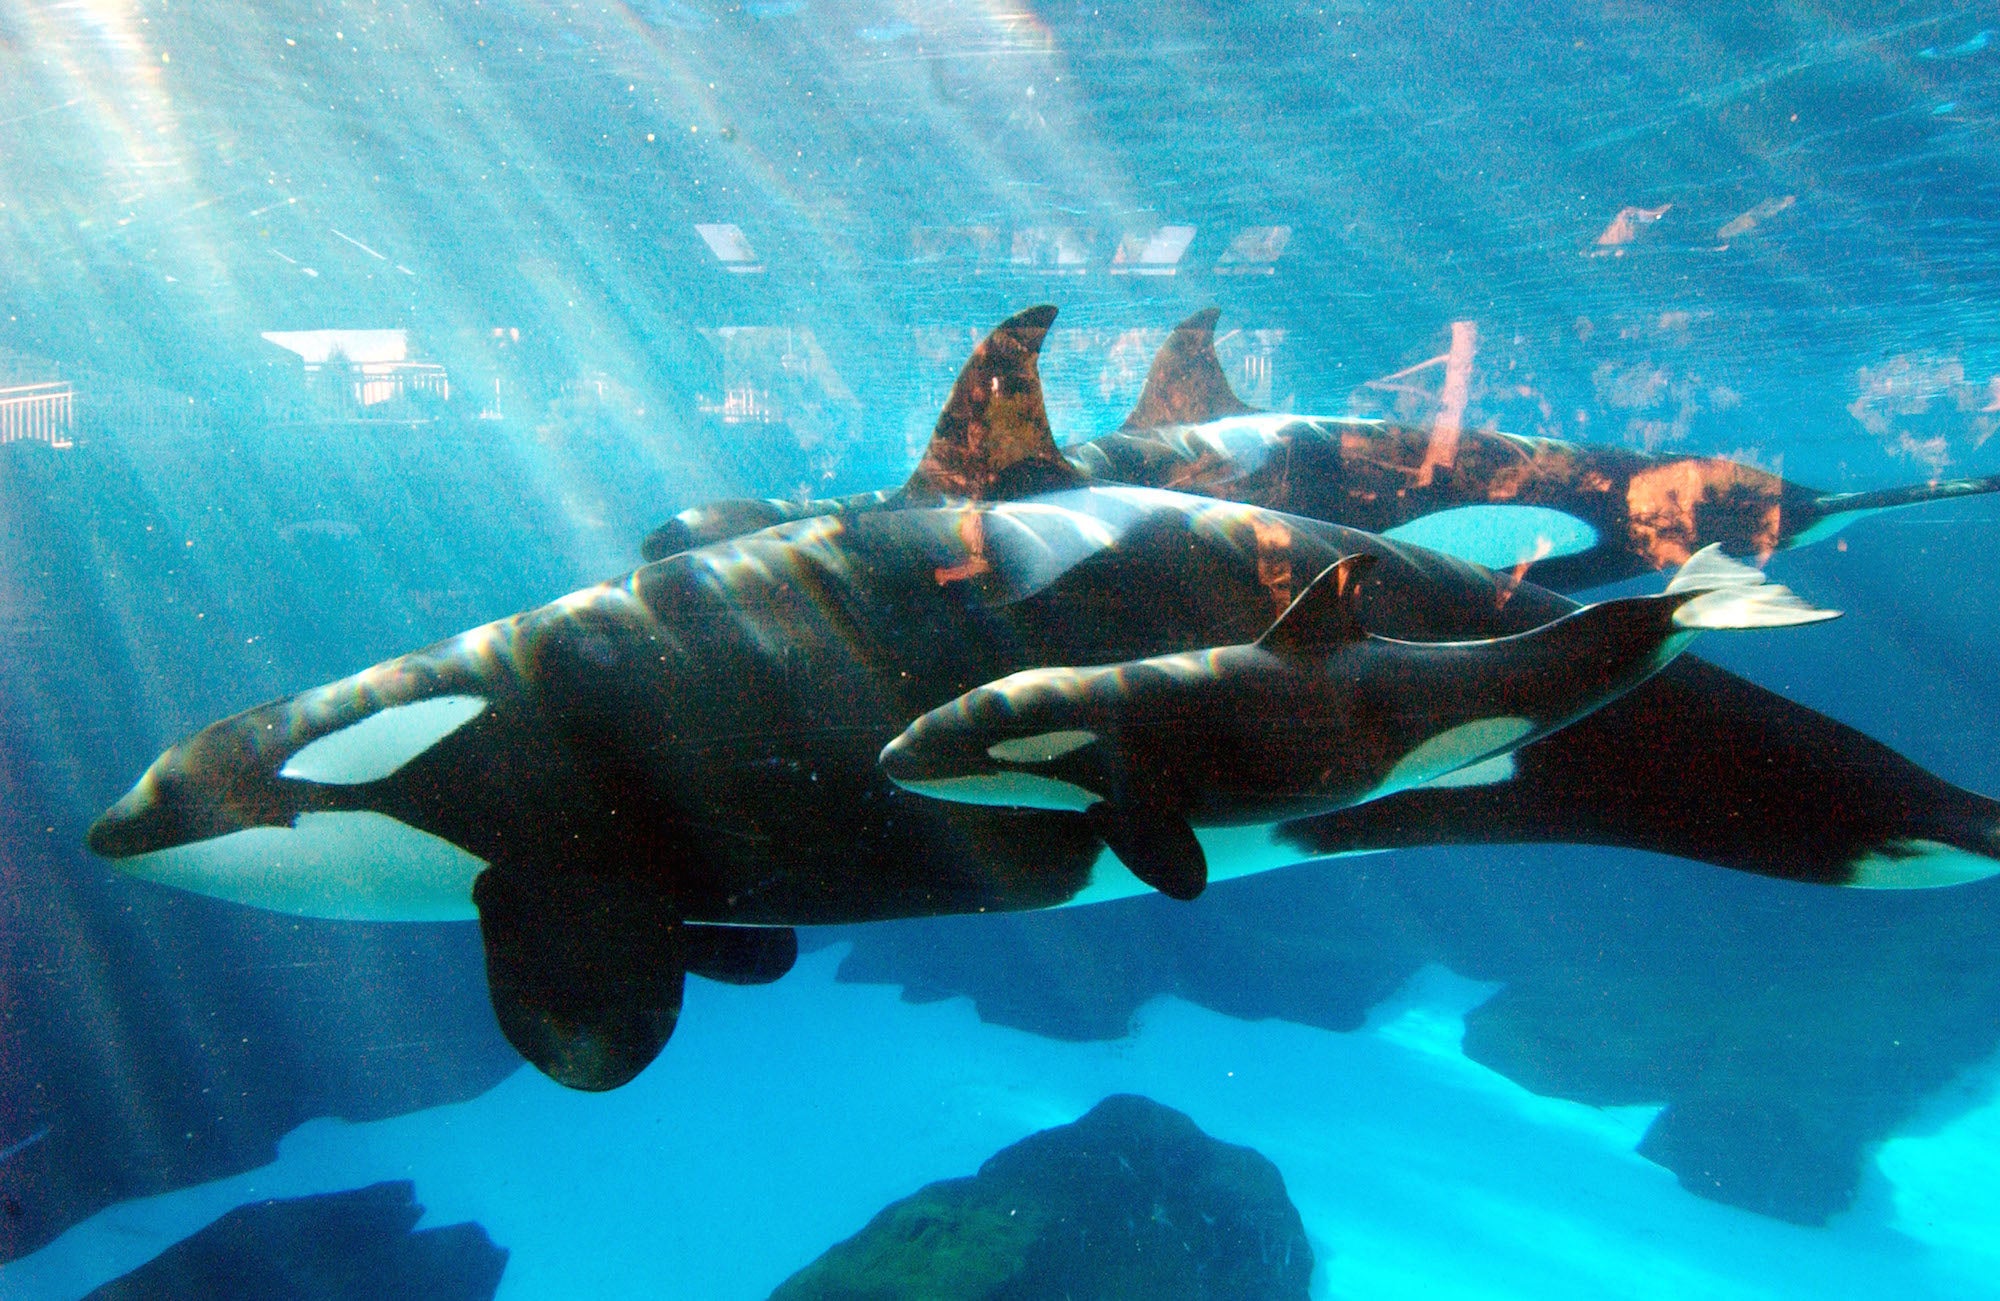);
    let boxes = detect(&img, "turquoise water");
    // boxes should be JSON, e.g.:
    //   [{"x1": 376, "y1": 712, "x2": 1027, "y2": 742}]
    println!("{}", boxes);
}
[{"x1": 4, "y1": 1, "x2": 2000, "y2": 1296}]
